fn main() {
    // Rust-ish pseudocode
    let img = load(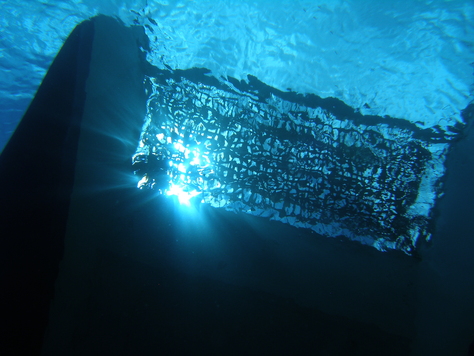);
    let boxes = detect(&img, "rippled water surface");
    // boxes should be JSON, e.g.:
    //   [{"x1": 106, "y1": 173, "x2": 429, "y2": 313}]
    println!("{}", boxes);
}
[{"x1": 0, "y1": 0, "x2": 473, "y2": 150}]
